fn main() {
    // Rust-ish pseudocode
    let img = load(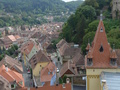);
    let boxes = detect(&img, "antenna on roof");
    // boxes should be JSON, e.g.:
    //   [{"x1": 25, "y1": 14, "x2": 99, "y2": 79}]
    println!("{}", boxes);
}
[{"x1": 100, "y1": 10, "x2": 103, "y2": 21}]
